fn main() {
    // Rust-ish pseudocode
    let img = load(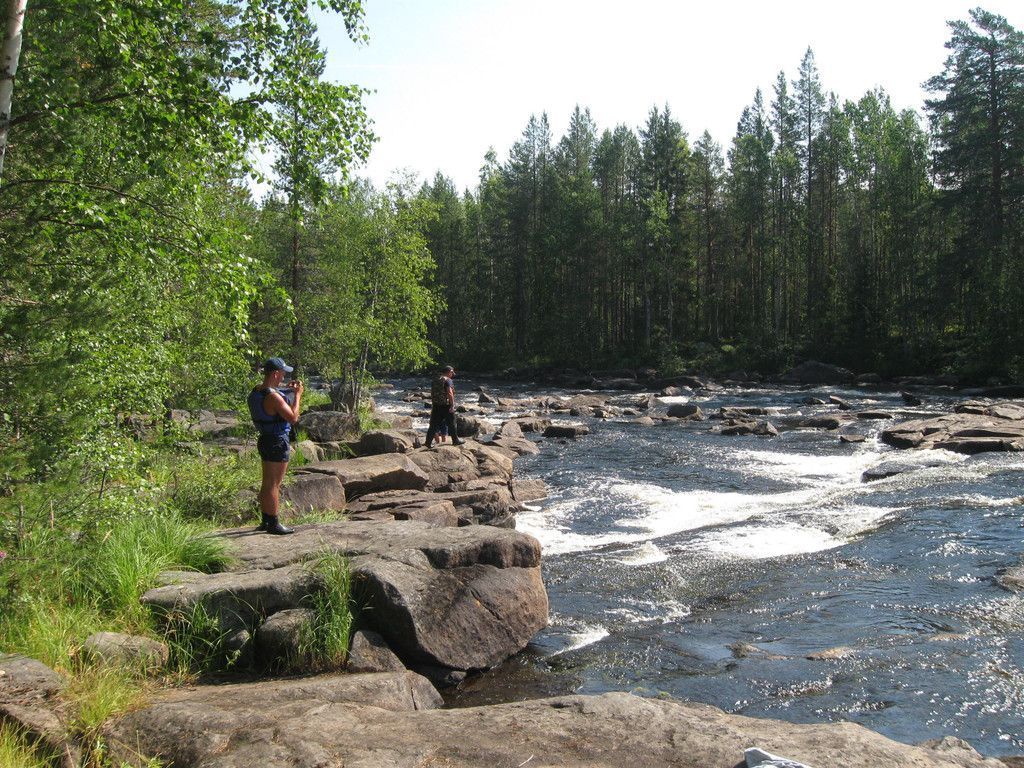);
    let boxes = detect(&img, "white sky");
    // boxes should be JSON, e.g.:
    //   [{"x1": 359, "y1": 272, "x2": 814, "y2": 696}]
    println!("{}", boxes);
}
[{"x1": 313, "y1": 0, "x2": 1024, "y2": 193}]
